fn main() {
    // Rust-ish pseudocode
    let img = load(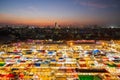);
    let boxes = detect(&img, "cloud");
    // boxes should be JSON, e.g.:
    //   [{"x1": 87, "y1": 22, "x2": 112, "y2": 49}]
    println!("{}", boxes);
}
[
  {"x1": 17, "y1": 6, "x2": 39, "y2": 13},
  {"x1": 27, "y1": 6, "x2": 39, "y2": 12},
  {"x1": 15, "y1": 6, "x2": 42, "y2": 18},
  {"x1": 80, "y1": 2, "x2": 108, "y2": 8},
  {"x1": 78, "y1": 0, "x2": 118, "y2": 9}
]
